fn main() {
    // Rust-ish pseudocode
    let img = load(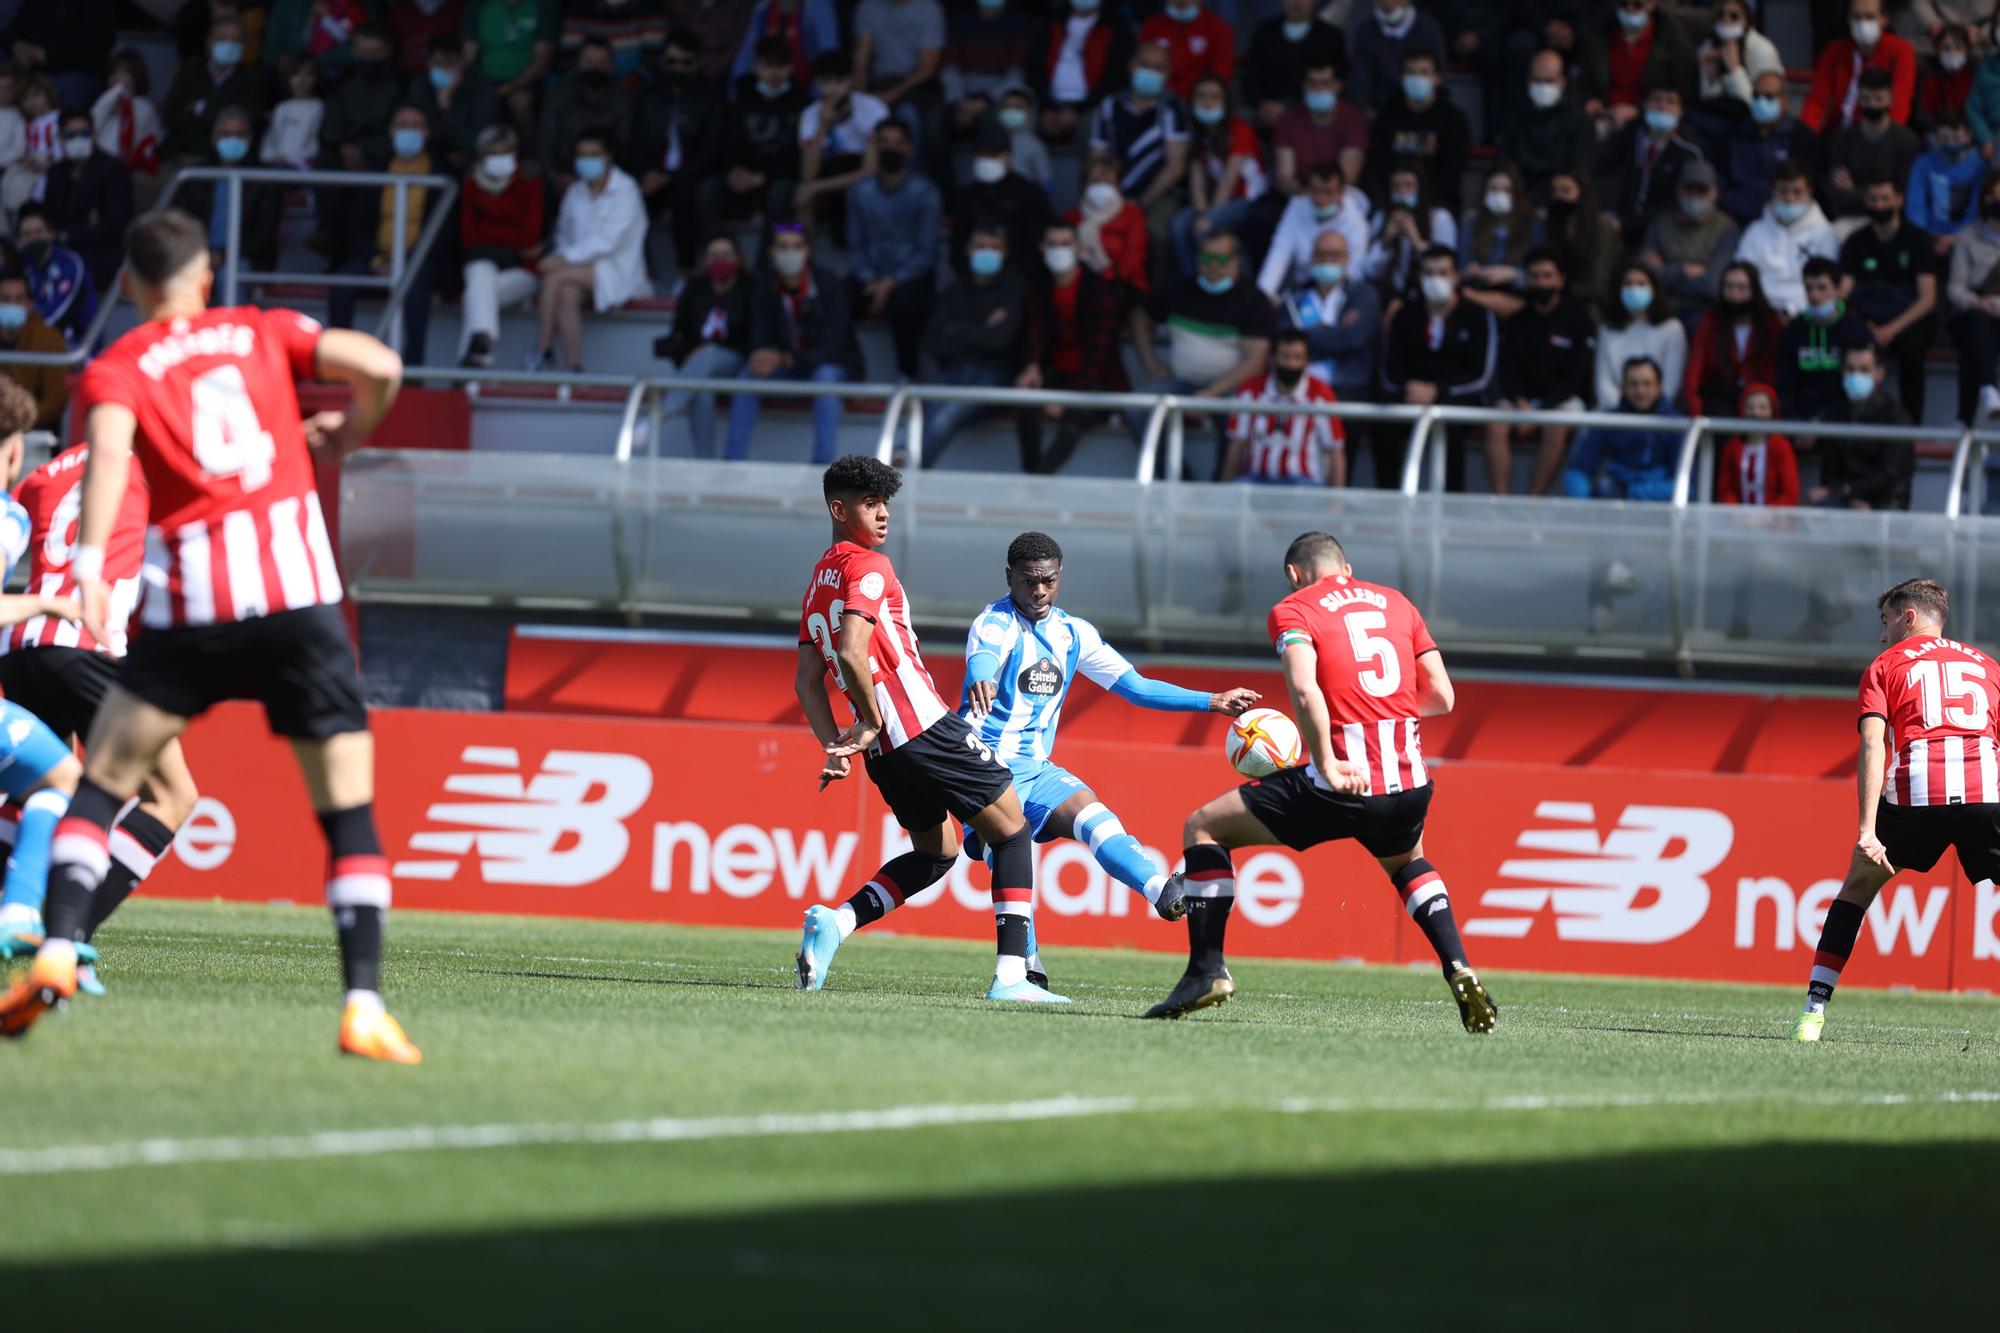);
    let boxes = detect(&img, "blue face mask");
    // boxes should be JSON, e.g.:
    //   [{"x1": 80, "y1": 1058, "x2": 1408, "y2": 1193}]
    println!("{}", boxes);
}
[
  {"x1": 429, "y1": 66, "x2": 456, "y2": 90},
  {"x1": 0, "y1": 305, "x2": 26, "y2": 333},
  {"x1": 1167, "y1": 1, "x2": 1201, "y2": 19},
  {"x1": 1131, "y1": 67, "x2": 1166, "y2": 98},
  {"x1": 1843, "y1": 370, "x2": 1877, "y2": 402},
  {"x1": 1620, "y1": 285, "x2": 1653, "y2": 313},
  {"x1": 1192, "y1": 102, "x2": 1225, "y2": 125},
  {"x1": 1617, "y1": 8, "x2": 1650, "y2": 31},
  {"x1": 1644, "y1": 109, "x2": 1678, "y2": 135},
  {"x1": 1750, "y1": 95, "x2": 1783, "y2": 124},
  {"x1": 1939, "y1": 138, "x2": 1970, "y2": 158},
  {"x1": 392, "y1": 128, "x2": 426, "y2": 158},
  {"x1": 756, "y1": 77, "x2": 791, "y2": 99},
  {"x1": 215, "y1": 135, "x2": 248, "y2": 163},
  {"x1": 1303, "y1": 89, "x2": 1336, "y2": 113},
  {"x1": 1310, "y1": 262, "x2": 1344, "y2": 286},
  {"x1": 1808, "y1": 299, "x2": 1838, "y2": 321},
  {"x1": 969, "y1": 248, "x2": 1004, "y2": 277},
  {"x1": 1402, "y1": 74, "x2": 1434, "y2": 104},
  {"x1": 575, "y1": 155, "x2": 607, "y2": 182},
  {"x1": 1198, "y1": 273, "x2": 1235, "y2": 294},
  {"x1": 210, "y1": 40, "x2": 243, "y2": 67},
  {"x1": 1774, "y1": 199, "x2": 1809, "y2": 224}
]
